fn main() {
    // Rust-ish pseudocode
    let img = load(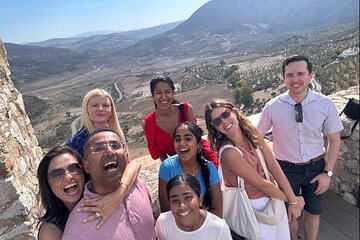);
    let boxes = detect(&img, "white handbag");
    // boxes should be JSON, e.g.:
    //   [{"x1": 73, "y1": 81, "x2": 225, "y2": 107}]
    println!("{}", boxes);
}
[
  {"x1": 253, "y1": 148, "x2": 286, "y2": 225},
  {"x1": 218, "y1": 144, "x2": 260, "y2": 239},
  {"x1": 219, "y1": 145, "x2": 287, "y2": 239}
]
